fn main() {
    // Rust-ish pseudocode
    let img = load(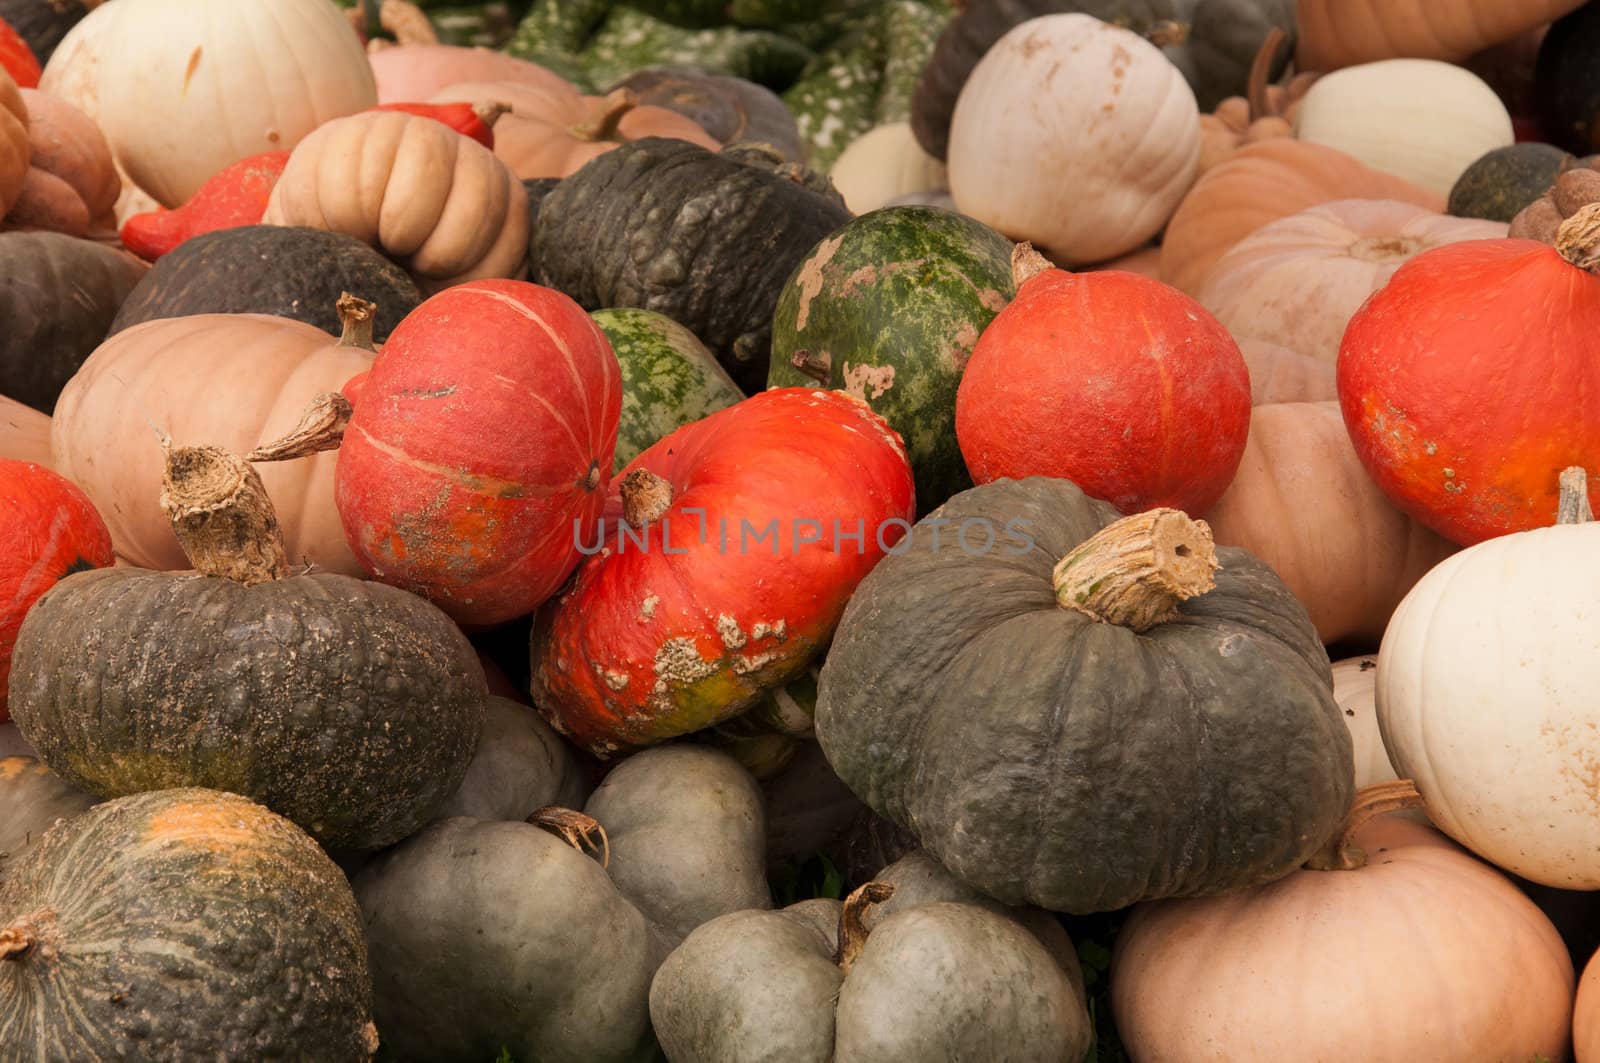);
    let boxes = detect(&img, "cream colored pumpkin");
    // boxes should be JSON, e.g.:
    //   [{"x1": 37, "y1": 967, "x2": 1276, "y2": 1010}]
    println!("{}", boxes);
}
[
  {"x1": 1, "y1": 395, "x2": 51, "y2": 469},
  {"x1": 1113, "y1": 785, "x2": 1576, "y2": 1063},
  {"x1": 829, "y1": 123, "x2": 947, "y2": 215},
  {"x1": 947, "y1": 13, "x2": 1199, "y2": 266},
  {"x1": 1332, "y1": 656, "x2": 1400, "y2": 789},
  {"x1": 1199, "y1": 199, "x2": 1507, "y2": 362},
  {"x1": 263, "y1": 110, "x2": 528, "y2": 294},
  {"x1": 1579, "y1": 950, "x2": 1599, "y2": 1063},
  {"x1": 0, "y1": 68, "x2": 26, "y2": 221},
  {"x1": 1377, "y1": 468, "x2": 1600, "y2": 889},
  {"x1": 1203, "y1": 402, "x2": 1457, "y2": 645},
  {"x1": 51, "y1": 313, "x2": 375, "y2": 574},
  {"x1": 1293, "y1": 60, "x2": 1513, "y2": 199},
  {"x1": 39, "y1": 0, "x2": 377, "y2": 208},
  {"x1": 1238, "y1": 339, "x2": 1335, "y2": 405}
]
